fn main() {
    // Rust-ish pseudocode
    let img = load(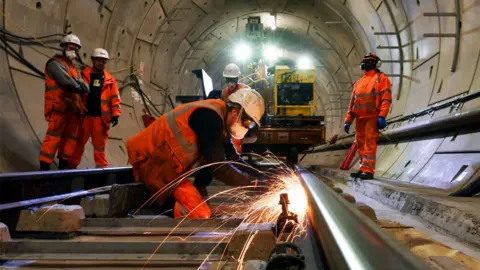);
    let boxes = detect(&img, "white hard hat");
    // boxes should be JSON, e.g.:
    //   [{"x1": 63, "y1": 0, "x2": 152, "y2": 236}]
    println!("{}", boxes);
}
[
  {"x1": 92, "y1": 48, "x2": 109, "y2": 59},
  {"x1": 61, "y1": 34, "x2": 81, "y2": 48},
  {"x1": 228, "y1": 87, "x2": 265, "y2": 126},
  {"x1": 223, "y1": 63, "x2": 241, "y2": 78}
]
